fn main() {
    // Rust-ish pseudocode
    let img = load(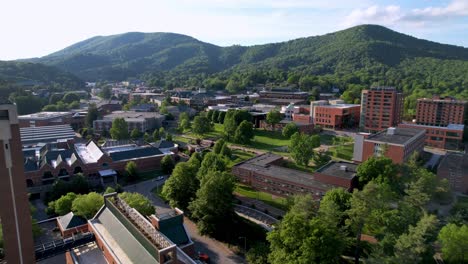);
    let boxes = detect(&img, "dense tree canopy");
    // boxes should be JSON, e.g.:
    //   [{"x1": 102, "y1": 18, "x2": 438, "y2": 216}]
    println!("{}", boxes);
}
[
  {"x1": 119, "y1": 192, "x2": 155, "y2": 216},
  {"x1": 72, "y1": 192, "x2": 104, "y2": 219},
  {"x1": 110, "y1": 118, "x2": 129, "y2": 140}
]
